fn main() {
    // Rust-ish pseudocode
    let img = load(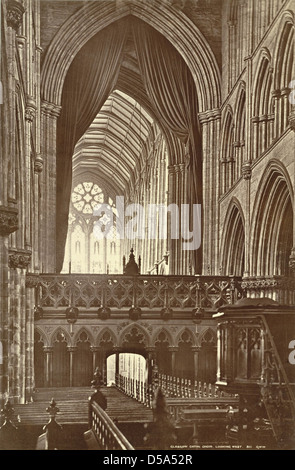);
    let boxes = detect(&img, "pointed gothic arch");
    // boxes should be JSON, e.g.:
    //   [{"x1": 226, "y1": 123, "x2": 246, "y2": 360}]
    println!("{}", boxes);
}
[
  {"x1": 221, "y1": 198, "x2": 245, "y2": 276},
  {"x1": 73, "y1": 327, "x2": 94, "y2": 347},
  {"x1": 96, "y1": 328, "x2": 118, "y2": 348},
  {"x1": 220, "y1": 106, "x2": 234, "y2": 193},
  {"x1": 250, "y1": 160, "x2": 294, "y2": 277},
  {"x1": 152, "y1": 328, "x2": 173, "y2": 347},
  {"x1": 41, "y1": 1, "x2": 220, "y2": 113},
  {"x1": 119, "y1": 324, "x2": 149, "y2": 350}
]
